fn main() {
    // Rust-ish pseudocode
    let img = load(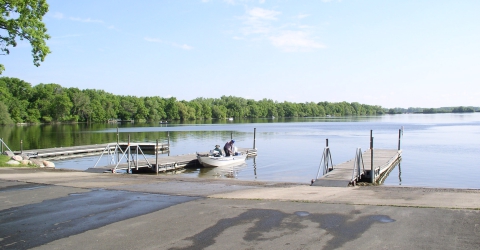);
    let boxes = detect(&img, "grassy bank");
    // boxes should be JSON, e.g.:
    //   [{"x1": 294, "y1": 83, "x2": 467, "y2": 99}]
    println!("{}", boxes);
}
[{"x1": 0, "y1": 155, "x2": 34, "y2": 168}]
